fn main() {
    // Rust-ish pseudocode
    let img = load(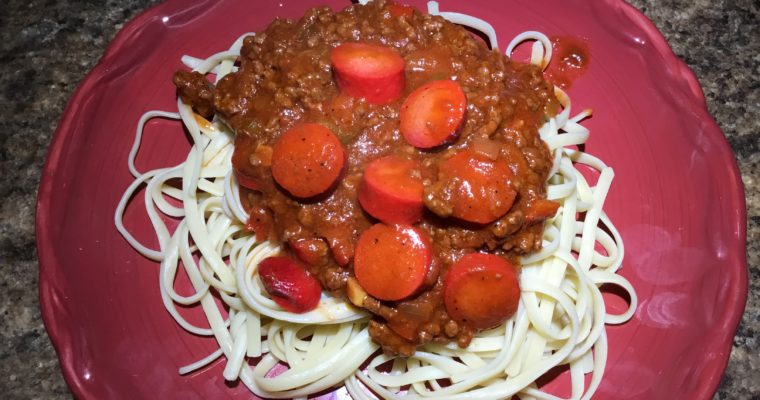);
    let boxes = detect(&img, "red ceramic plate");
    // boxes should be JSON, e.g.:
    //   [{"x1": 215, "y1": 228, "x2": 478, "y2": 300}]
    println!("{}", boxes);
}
[{"x1": 37, "y1": 0, "x2": 747, "y2": 399}]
